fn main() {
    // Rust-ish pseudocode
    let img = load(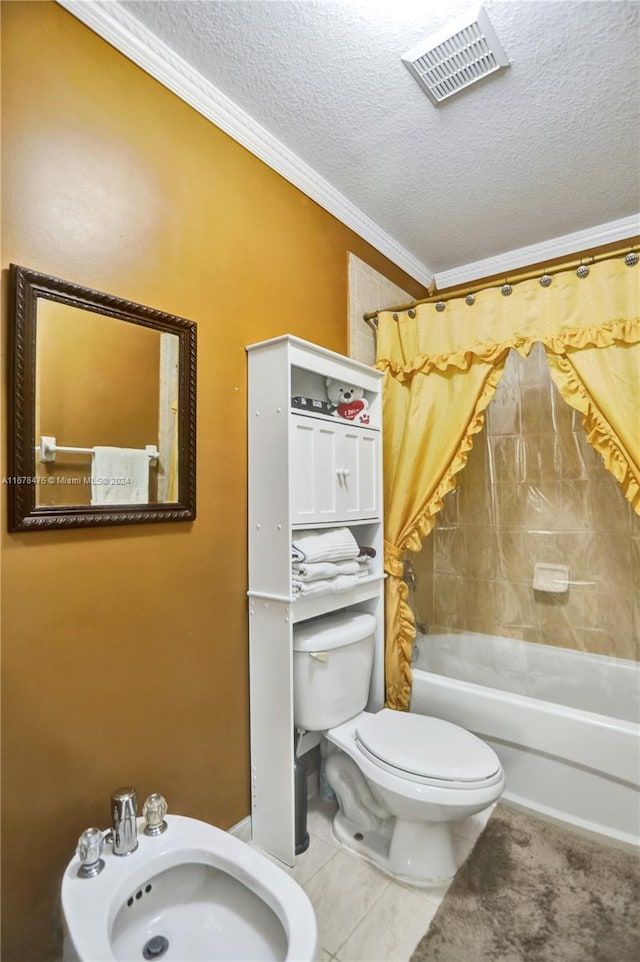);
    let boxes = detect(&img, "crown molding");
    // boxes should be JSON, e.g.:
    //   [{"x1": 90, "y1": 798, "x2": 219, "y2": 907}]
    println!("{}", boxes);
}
[
  {"x1": 55, "y1": 0, "x2": 434, "y2": 289},
  {"x1": 434, "y1": 215, "x2": 640, "y2": 289}
]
